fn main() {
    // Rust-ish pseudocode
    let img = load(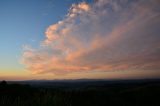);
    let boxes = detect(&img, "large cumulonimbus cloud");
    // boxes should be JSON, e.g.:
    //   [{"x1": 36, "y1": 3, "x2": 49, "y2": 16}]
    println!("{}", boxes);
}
[{"x1": 22, "y1": 0, "x2": 160, "y2": 74}]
